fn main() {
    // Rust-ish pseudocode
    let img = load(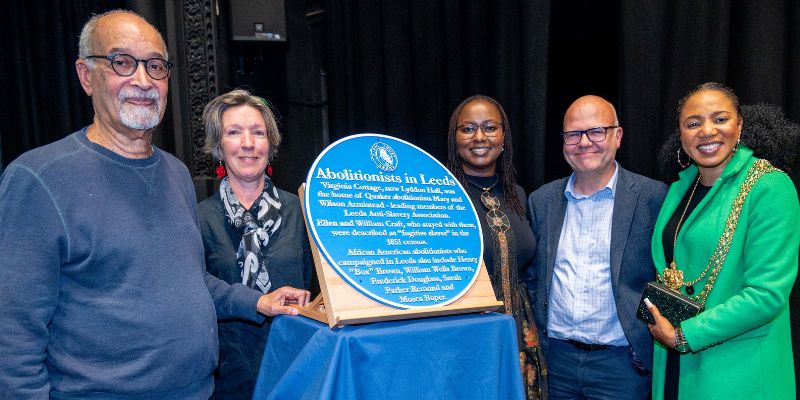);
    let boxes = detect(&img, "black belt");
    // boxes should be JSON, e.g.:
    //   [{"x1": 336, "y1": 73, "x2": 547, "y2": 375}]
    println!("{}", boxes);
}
[{"x1": 565, "y1": 339, "x2": 609, "y2": 351}]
